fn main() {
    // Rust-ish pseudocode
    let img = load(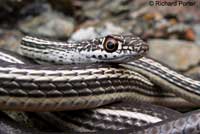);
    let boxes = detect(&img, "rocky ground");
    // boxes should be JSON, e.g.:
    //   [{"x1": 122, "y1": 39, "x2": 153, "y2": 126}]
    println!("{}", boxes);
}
[{"x1": 0, "y1": 0, "x2": 200, "y2": 132}]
